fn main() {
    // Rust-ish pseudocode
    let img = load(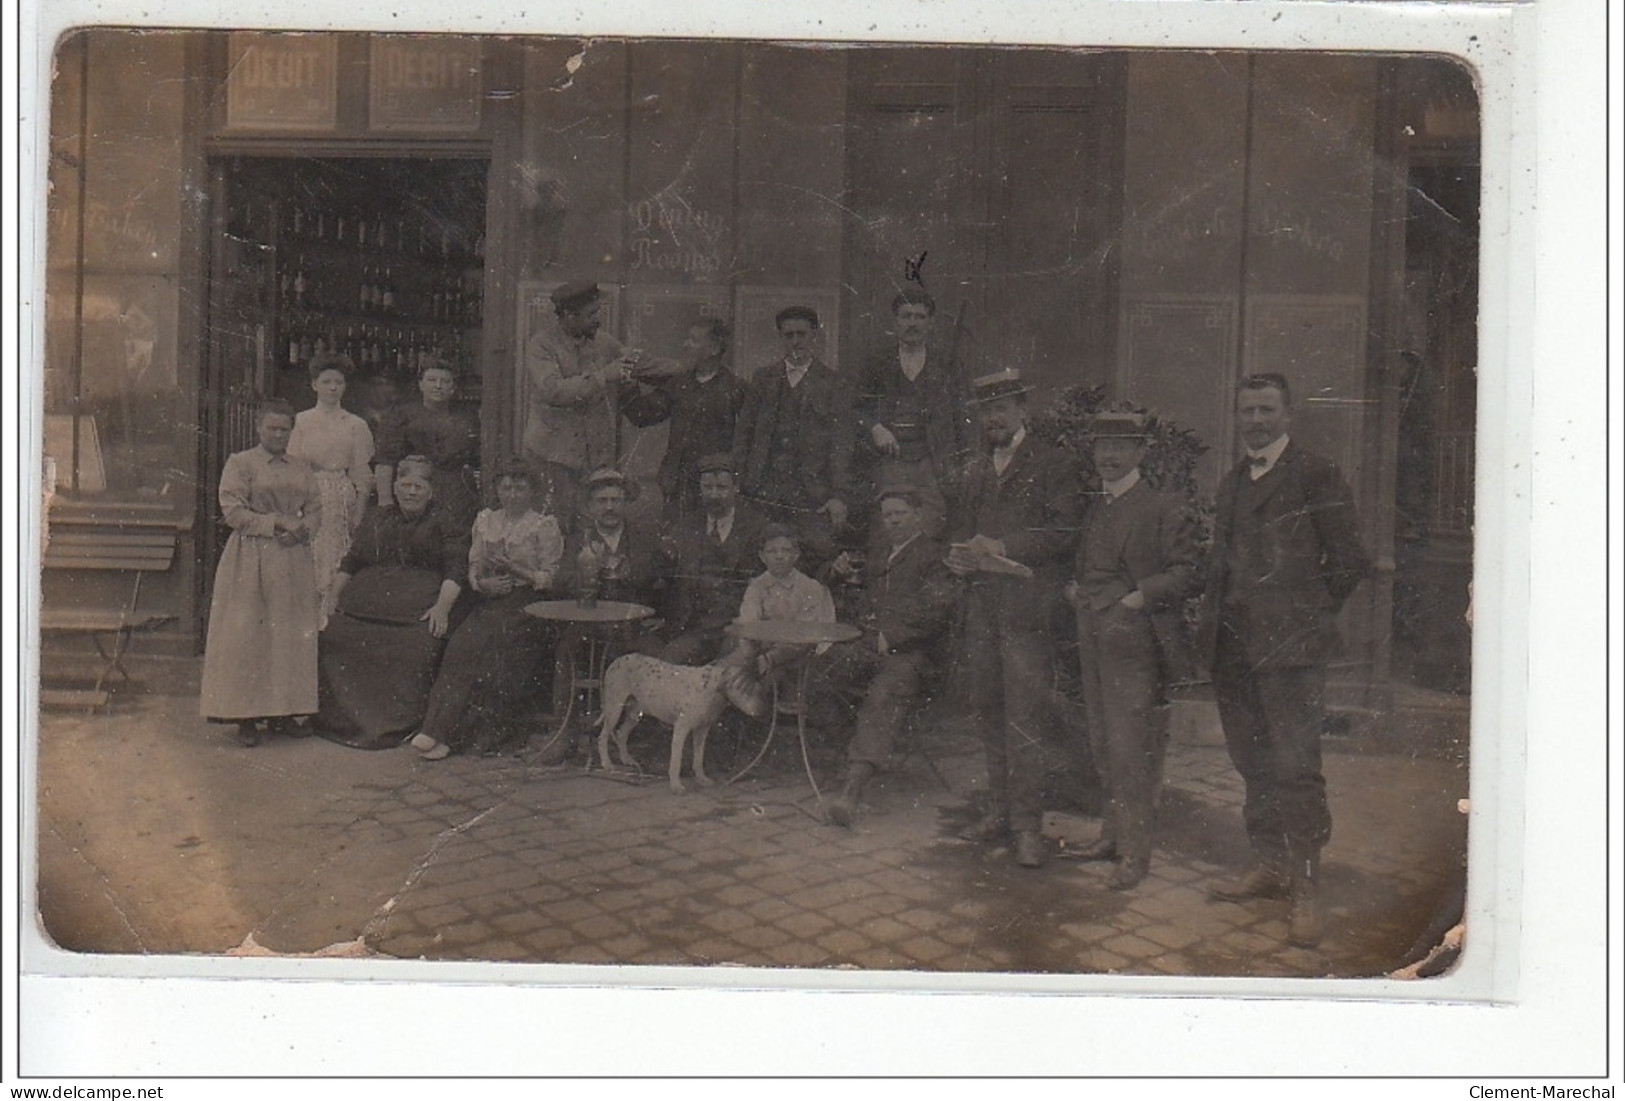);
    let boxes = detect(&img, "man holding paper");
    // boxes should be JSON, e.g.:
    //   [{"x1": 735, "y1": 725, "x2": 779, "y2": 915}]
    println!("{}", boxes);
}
[{"x1": 946, "y1": 369, "x2": 1084, "y2": 868}]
